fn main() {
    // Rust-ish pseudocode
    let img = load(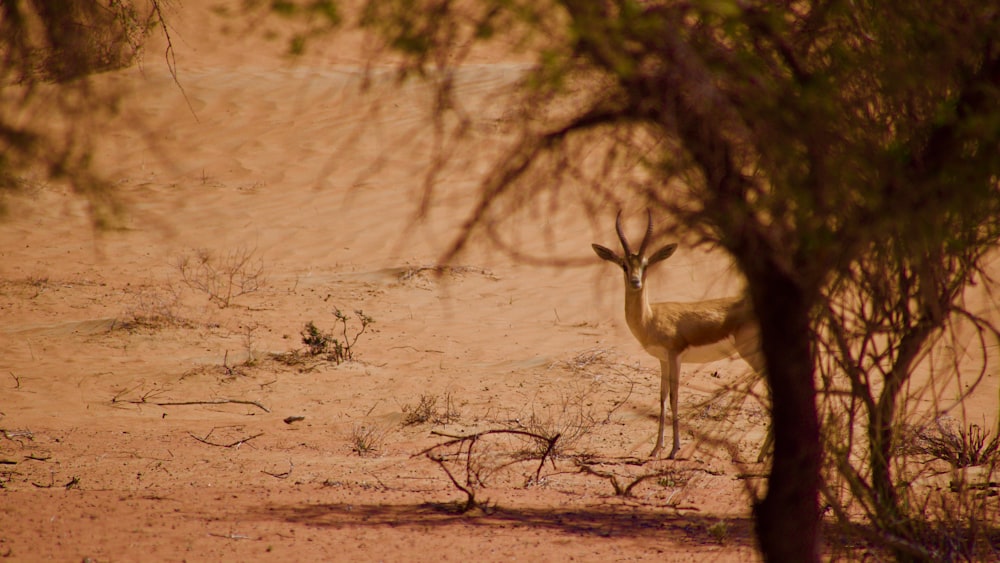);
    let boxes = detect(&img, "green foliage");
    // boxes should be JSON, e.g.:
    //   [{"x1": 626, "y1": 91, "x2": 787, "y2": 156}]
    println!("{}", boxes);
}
[
  {"x1": 707, "y1": 520, "x2": 729, "y2": 544},
  {"x1": 0, "y1": 0, "x2": 161, "y2": 225},
  {"x1": 349, "y1": 423, "x2": 387, "y2": 456},
  {"x1": 300, "y1": 321, "x2": 333, "y2": 356},
  {"x1": 269, "y1": 0, "x2": 340, "y2": 22},
  {"x1": 299, "y1": 309, "x2": 373, "y2": 364},
  {"x1": 264, "y1": 0, "x2": 342, "y2": 55}
]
